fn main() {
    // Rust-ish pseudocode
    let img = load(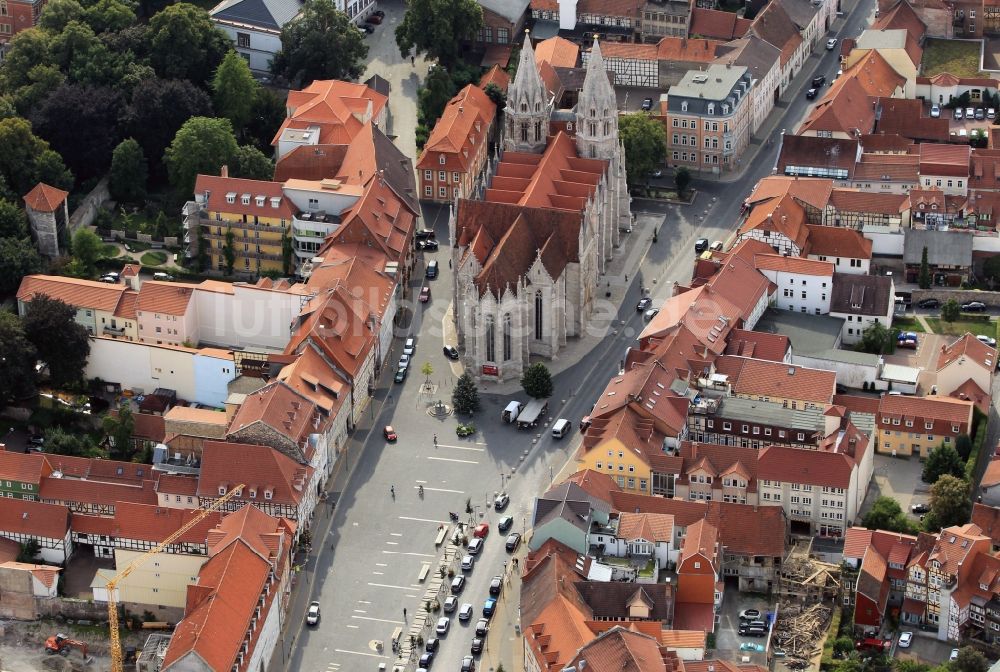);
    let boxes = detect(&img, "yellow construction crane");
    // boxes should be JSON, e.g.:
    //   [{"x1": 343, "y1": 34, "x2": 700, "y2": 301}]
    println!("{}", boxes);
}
[{"x1": 107, "y1": 484, "x2": 245, "y2": 672}]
